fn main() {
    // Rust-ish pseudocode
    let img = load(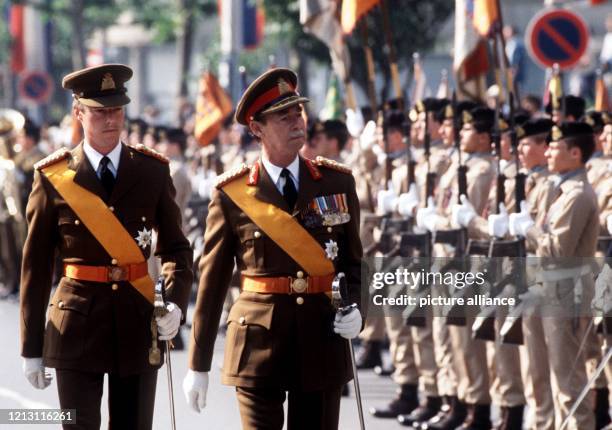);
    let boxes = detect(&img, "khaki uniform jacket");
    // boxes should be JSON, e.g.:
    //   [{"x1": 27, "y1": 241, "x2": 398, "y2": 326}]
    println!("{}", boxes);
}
[
  {"x1": 188, "y1": 157, "x2": 363, "y2": 391},
  {"x1": 586, "y1": 155, "x2": 611, "y2": 191},
  {"x1": 597, "y1": 175, "x2": 612, "y2": 235},
  {"x1": 20, "y1": 143, "x2": 193, "y2": 376}
]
